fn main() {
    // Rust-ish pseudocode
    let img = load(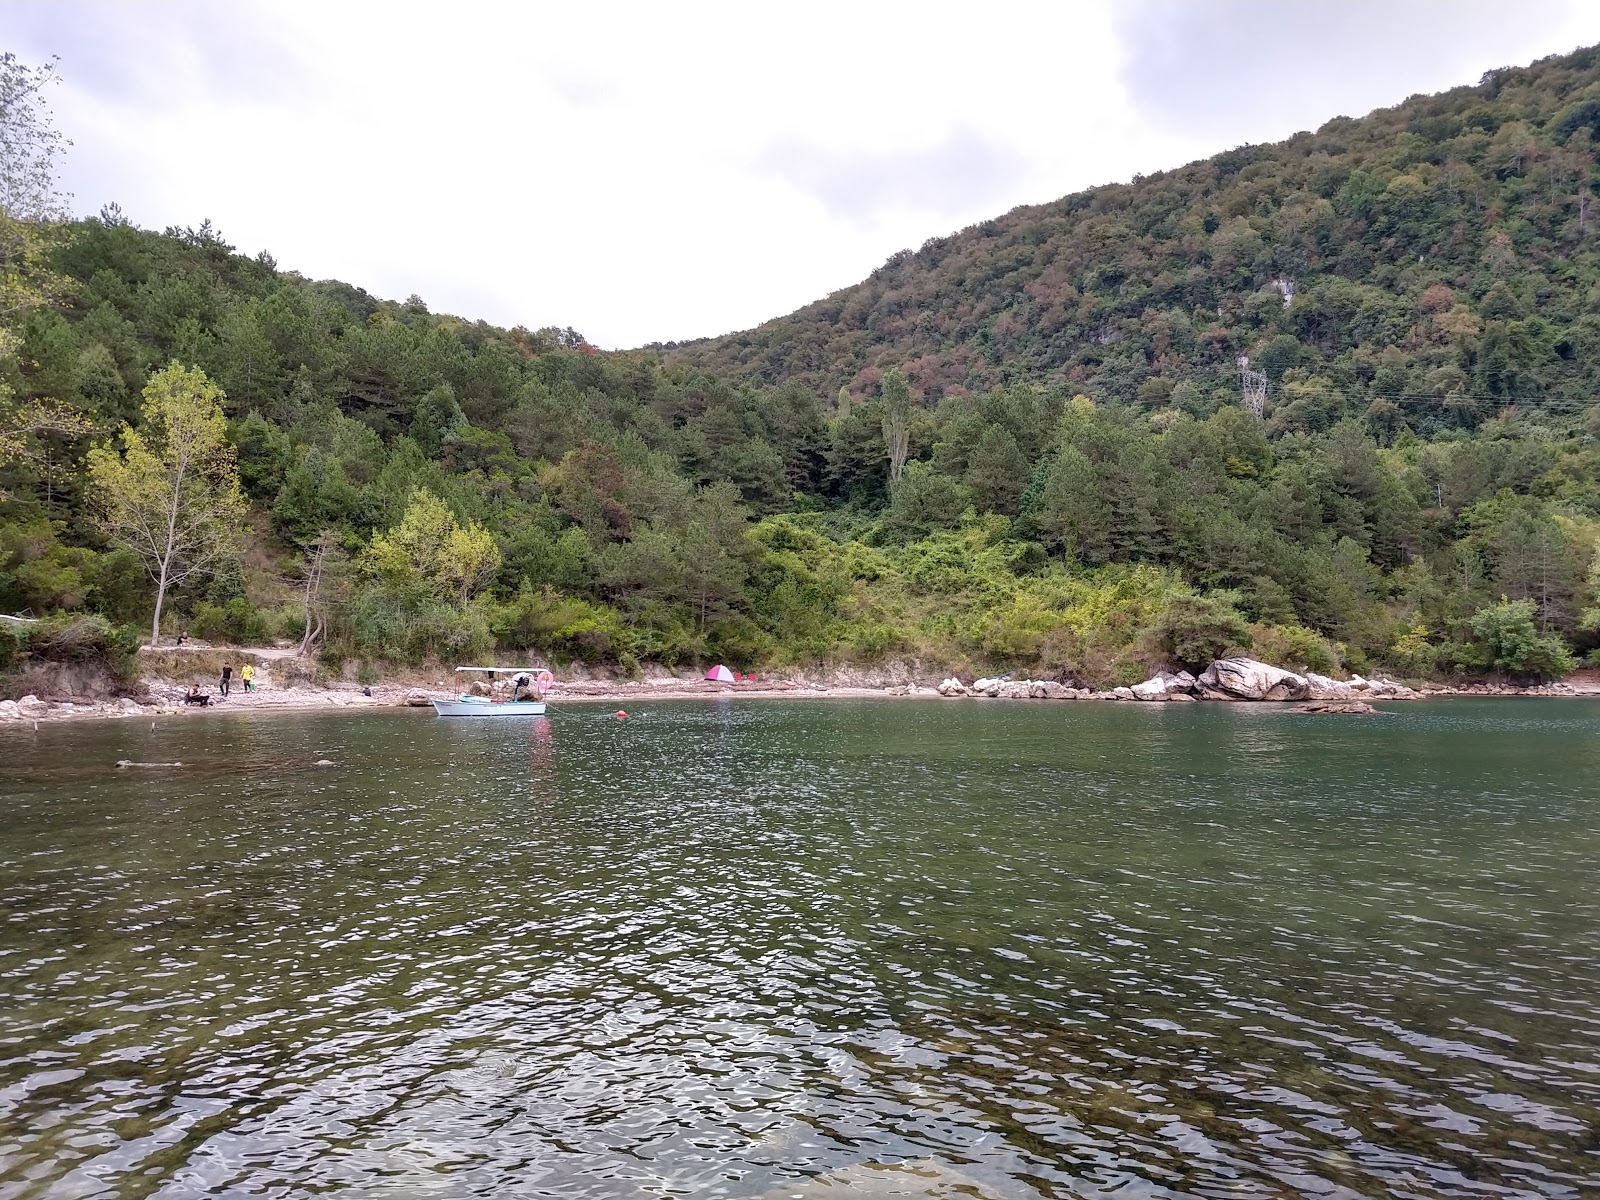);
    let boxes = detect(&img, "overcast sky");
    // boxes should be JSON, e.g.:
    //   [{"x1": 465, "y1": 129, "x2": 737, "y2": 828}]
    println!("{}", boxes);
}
[{"x1": 6, "y1": 0, "x2": 1600, "y2": 348}]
